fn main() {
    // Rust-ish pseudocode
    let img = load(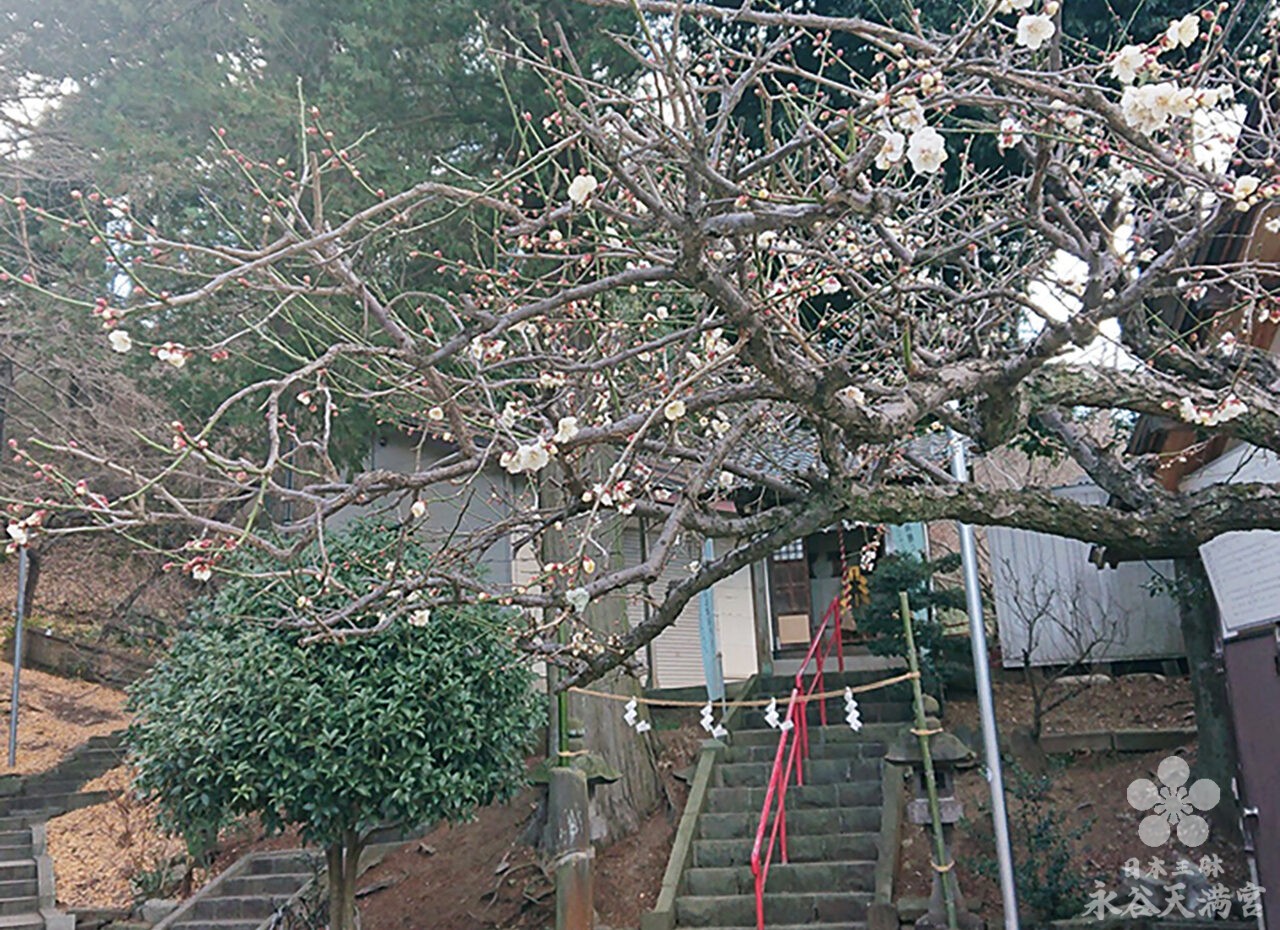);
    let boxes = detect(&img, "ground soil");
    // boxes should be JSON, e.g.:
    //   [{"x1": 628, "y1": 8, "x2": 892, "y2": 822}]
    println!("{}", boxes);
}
[
  {"x1": 356, "y1": 720, "x2": 701, "y2": 930},
  {"x1": 899, "y1": 674, "x2": 1248, "y2": 922},
  {"x1": 0, "y1": 664, "x2": 127, "y2": 775}
]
